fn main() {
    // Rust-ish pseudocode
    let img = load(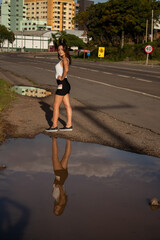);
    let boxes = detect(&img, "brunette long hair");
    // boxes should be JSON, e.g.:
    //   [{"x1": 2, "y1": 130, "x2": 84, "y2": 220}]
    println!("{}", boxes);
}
[{"x1": 58, "y1": 43, "x2": 72, "y2": 65}]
